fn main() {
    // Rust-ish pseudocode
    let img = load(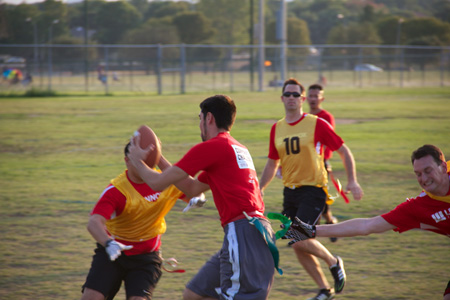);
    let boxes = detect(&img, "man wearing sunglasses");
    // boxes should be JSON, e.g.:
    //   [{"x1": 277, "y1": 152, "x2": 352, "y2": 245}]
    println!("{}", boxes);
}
[{"x1": 259, "y1": 78, "x2": 364, "y2": 300}]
